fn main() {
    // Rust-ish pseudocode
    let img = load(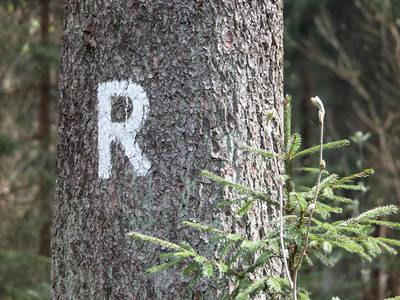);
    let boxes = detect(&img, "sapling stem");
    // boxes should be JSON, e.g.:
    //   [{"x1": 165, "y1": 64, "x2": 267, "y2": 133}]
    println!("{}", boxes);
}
[
  {"x1": 267, "y1": 114, "x2": 293, "y2": 289},
  {"x1": 292, "y1": 99, "x2": 325, "y2": 300}
]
